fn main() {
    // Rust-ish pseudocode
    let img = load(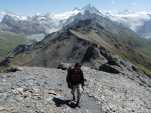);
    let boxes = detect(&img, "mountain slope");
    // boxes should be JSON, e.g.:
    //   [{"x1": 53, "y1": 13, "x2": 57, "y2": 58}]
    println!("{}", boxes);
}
[
  {"x1": 10, "y1": 7, "x2": 151, "y2": 74},
  {"x1": 0, "y1": 31, "x2": 27, "y2": 60},
  {"x1": 2, "y1": 5, "x2": 149, "y2": 78},
  {"x1": 136, "y1": 18, "x2": 151, "y2": 39}
]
